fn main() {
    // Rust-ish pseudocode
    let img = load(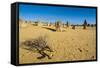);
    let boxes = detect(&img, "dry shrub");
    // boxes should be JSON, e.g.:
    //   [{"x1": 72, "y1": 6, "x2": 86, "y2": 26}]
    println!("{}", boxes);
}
[{"x1": 20, "y1": 35, "x2": 53, "y2": 59}]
